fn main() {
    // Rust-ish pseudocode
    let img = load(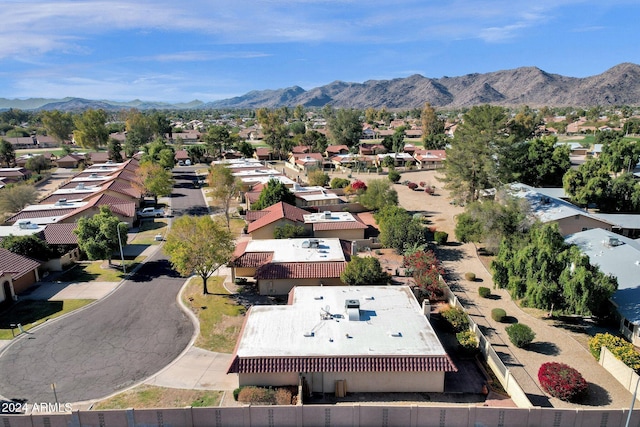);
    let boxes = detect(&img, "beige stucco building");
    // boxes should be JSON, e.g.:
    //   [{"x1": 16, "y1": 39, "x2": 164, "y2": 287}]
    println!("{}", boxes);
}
[{"x1": 228, "y1": 286, "x2": 456, "y2": 394}]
